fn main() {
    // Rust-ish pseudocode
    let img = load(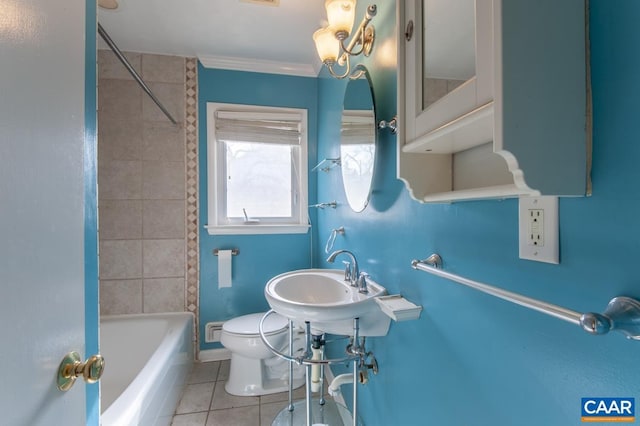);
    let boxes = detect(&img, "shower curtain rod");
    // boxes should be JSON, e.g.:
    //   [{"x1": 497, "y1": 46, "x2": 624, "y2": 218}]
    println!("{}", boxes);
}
[
  {"x1": 412, "y1": 253, "x2": 640, "y2": 341},
  {"x1": 97, "y1": 23, "x2": 178, "y2": 125}
]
